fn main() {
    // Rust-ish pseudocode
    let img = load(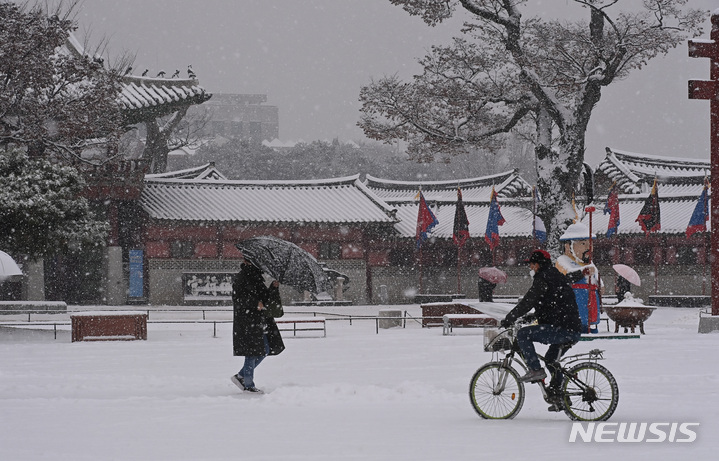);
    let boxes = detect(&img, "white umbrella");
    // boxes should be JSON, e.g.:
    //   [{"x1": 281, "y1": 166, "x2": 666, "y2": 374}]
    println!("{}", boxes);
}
[{"x1": 0, "y1": 250, "x2": 23, "y2": 281}]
